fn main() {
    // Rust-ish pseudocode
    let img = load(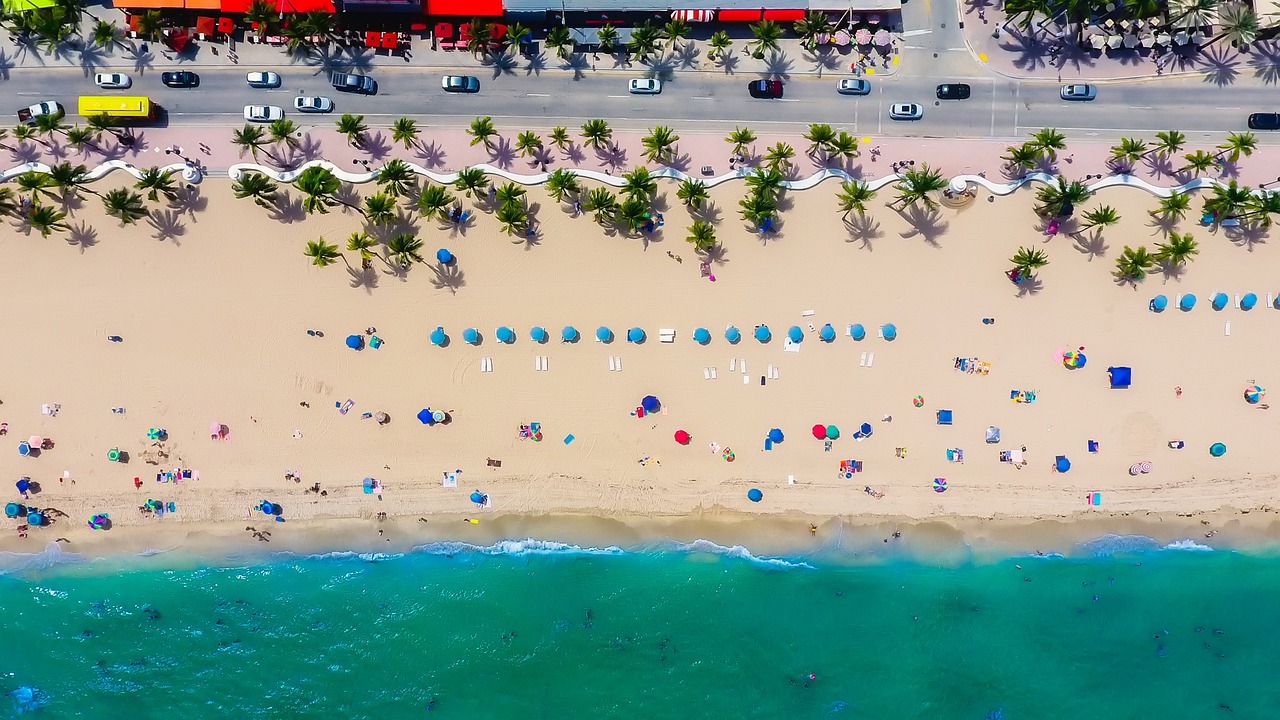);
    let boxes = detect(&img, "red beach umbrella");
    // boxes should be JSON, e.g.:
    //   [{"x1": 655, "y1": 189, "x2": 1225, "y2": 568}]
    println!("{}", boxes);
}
[
  {"x1": 812, "y1": 424, "x2": 826, "y2": 439},
  {"x1": 674, "y1": 429, "x2": 691, "y2": 444}
]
